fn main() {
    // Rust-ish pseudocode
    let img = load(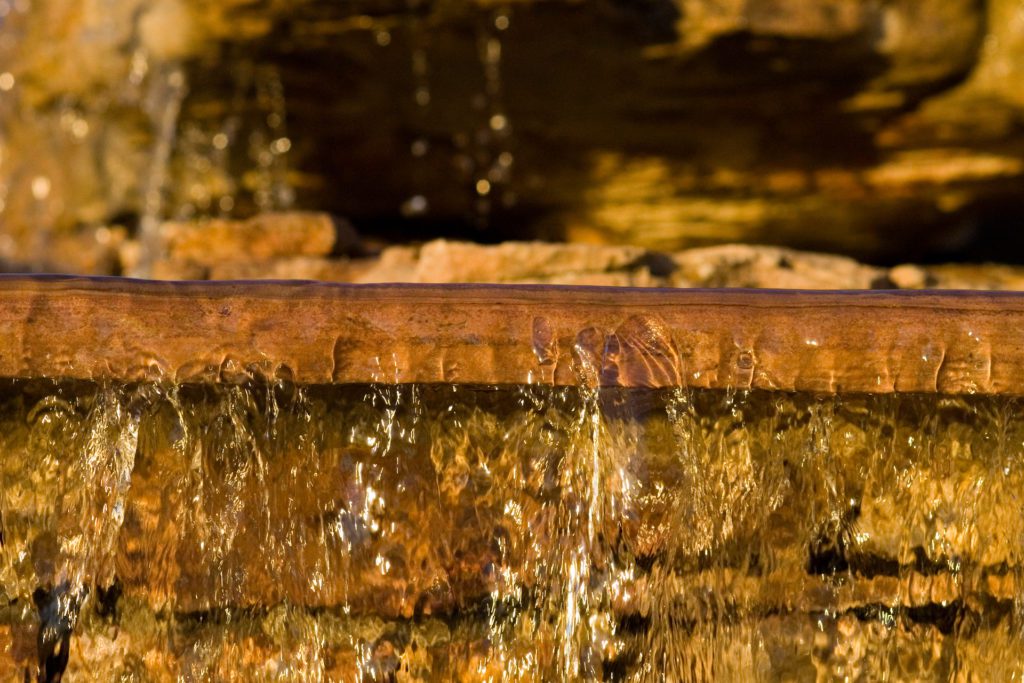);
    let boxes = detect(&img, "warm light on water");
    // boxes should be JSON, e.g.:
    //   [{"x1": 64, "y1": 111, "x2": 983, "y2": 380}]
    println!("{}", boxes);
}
[{"x1": 0, "y1": 380, "x2": 1022, "y2": 679}]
